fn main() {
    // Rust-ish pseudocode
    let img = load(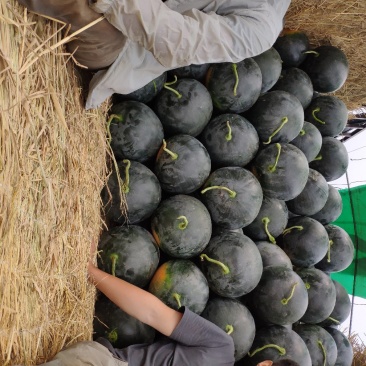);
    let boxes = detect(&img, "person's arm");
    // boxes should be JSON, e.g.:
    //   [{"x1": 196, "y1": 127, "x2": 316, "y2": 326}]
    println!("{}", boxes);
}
[
  {"x1": 88, "y1": 263, "x2": 183, "y2": 336},
  {"x1": 90, "y1": 0, "x2": 289, "y2": 68}
]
